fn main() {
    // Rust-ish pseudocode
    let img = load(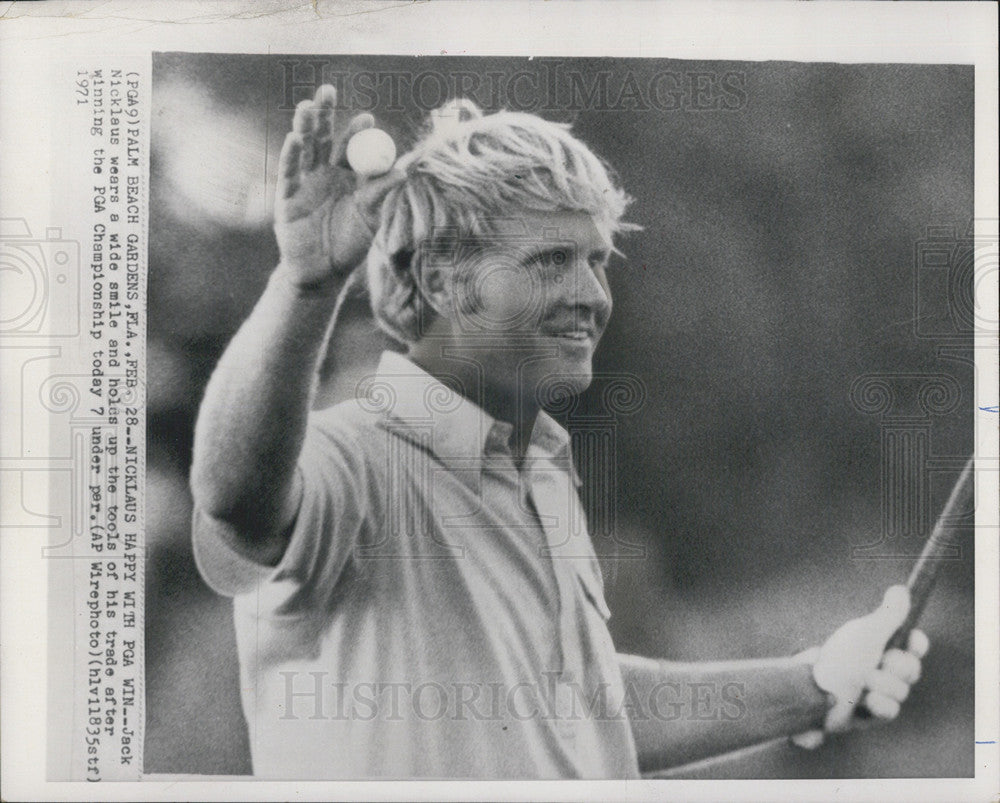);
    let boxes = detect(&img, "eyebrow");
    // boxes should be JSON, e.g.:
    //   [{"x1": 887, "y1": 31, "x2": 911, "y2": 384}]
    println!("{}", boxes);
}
[
  {"x1": 520, "y1": 244, "x2": 572, "y2": 264},
  {"x1": 520, "y1": 244, "x2": 611, "y2": 265}
]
